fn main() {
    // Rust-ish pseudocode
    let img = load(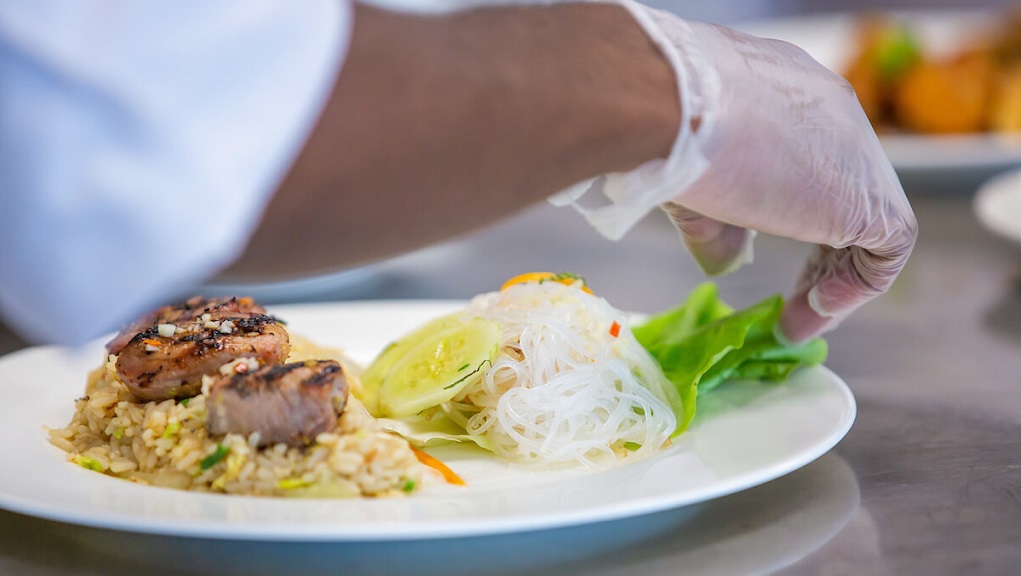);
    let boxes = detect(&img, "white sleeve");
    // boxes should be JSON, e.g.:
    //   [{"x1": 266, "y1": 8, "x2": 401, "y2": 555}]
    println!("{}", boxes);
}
[{"x1": 0, "y1": 0, "x2": 352, "y2": 345}]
